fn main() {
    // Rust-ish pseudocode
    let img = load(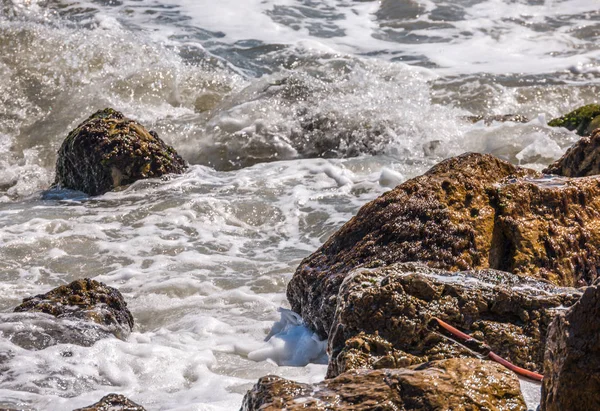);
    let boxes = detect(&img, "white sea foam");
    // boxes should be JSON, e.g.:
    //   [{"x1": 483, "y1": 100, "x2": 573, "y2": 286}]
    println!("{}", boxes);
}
[
  {"x1": 246, "y1": 308, "x2": 327, "y2": 366},
  {"x1": 0, "y1": 0, "x2": 596, "y2": 409}
]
